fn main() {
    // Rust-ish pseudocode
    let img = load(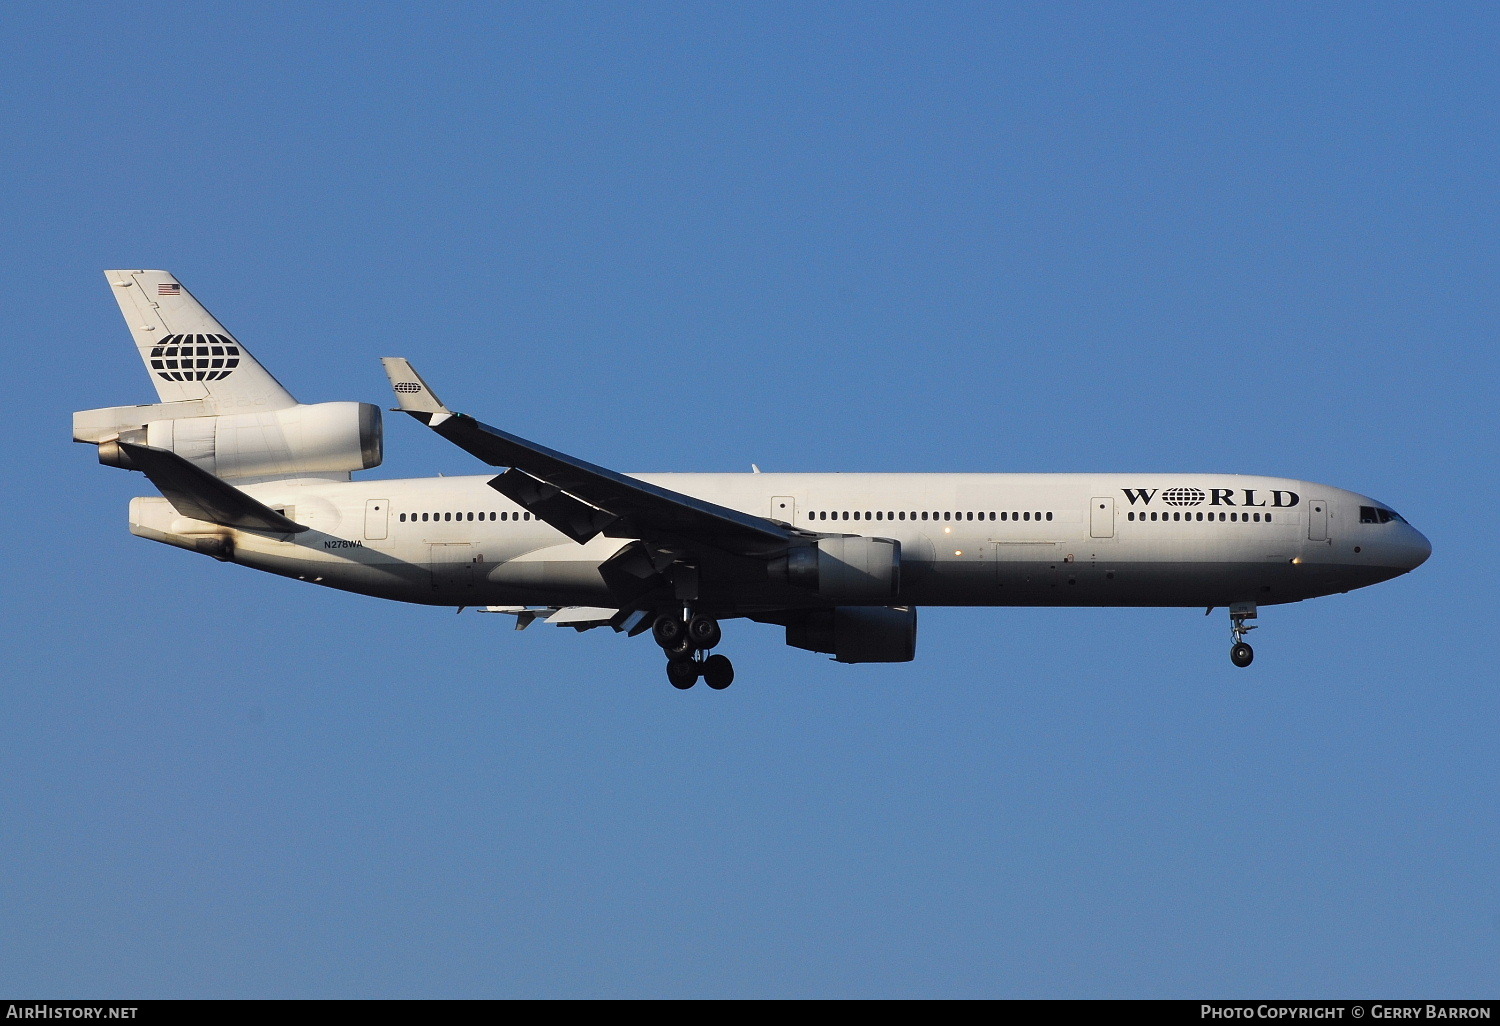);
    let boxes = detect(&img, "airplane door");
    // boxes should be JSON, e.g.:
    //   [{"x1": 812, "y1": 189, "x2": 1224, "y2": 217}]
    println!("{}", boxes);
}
[
  {"x1": 1090, "y1": 497, "x2": 1115, "y2": 539},
  {"x1": 1308, "y1": 498, "x2": 1329, "y2": 541},
  {"x1": 365, "y1": 499, "x2": 389, "y2": 540},
  {"x1": 770, "y1": 495, "x2": 796, "y2": 525}
]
